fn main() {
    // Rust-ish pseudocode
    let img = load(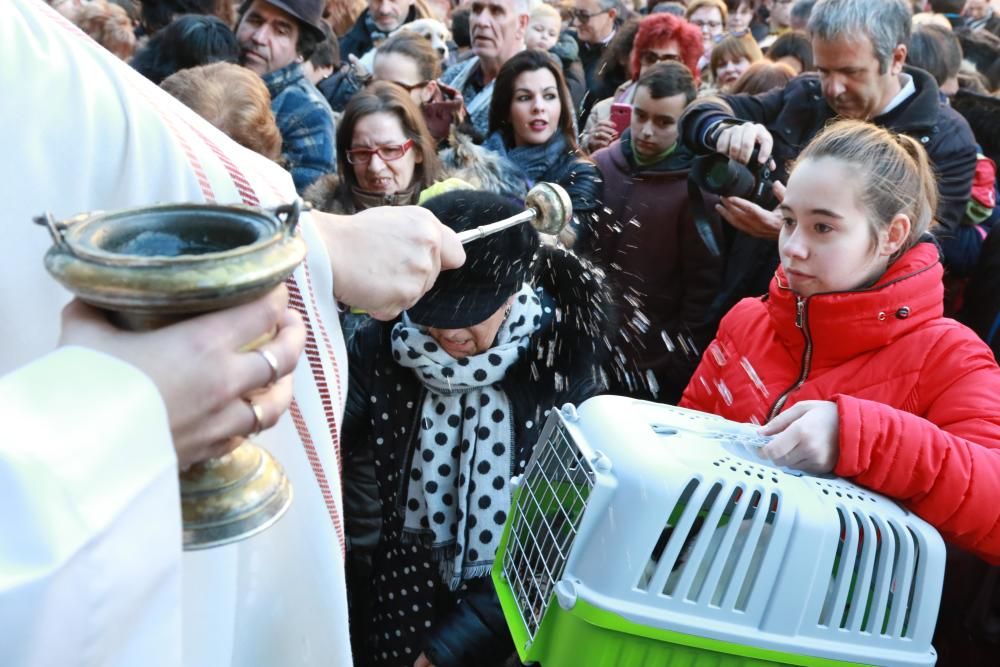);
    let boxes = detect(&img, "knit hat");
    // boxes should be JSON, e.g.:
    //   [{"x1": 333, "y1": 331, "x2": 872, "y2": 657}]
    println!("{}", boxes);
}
[
  {"x1": 239, "y1": 0, "x2": 326, "y2": 43},
  {"x1": 407, "y1": 190, "x2": 539, "y2": 329}
]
